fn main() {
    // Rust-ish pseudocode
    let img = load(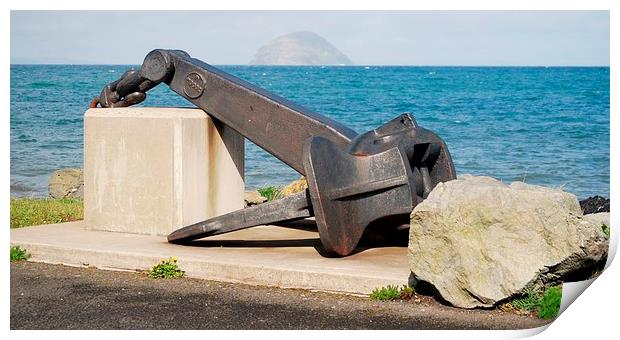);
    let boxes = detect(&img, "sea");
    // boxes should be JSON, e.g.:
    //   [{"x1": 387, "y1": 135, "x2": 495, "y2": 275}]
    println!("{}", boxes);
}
[{"x1": 10, "y1": 65, "x2": 610, "y2": 199}]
